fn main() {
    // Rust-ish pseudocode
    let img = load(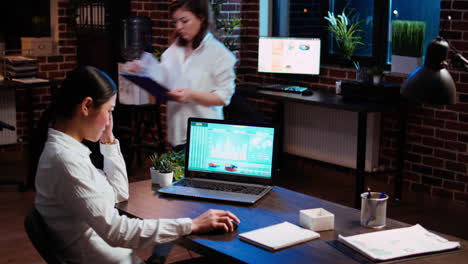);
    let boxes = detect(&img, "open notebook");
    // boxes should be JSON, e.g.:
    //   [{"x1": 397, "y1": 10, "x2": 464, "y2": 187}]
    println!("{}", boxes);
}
[{"x1": 158, "y1": 117, "x2": 278, "y2": 204}]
